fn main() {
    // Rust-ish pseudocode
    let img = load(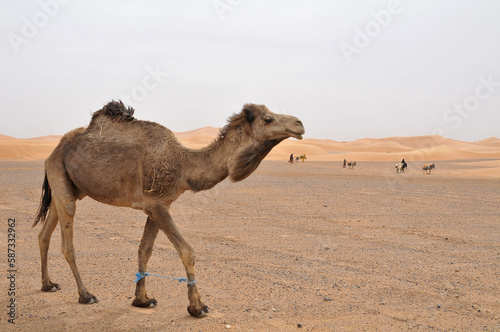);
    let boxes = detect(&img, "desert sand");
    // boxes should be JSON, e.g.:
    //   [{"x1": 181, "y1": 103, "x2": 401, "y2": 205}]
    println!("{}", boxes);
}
[{"x1": 1, "y1": 129, "x2": 499, "y2": 331}]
